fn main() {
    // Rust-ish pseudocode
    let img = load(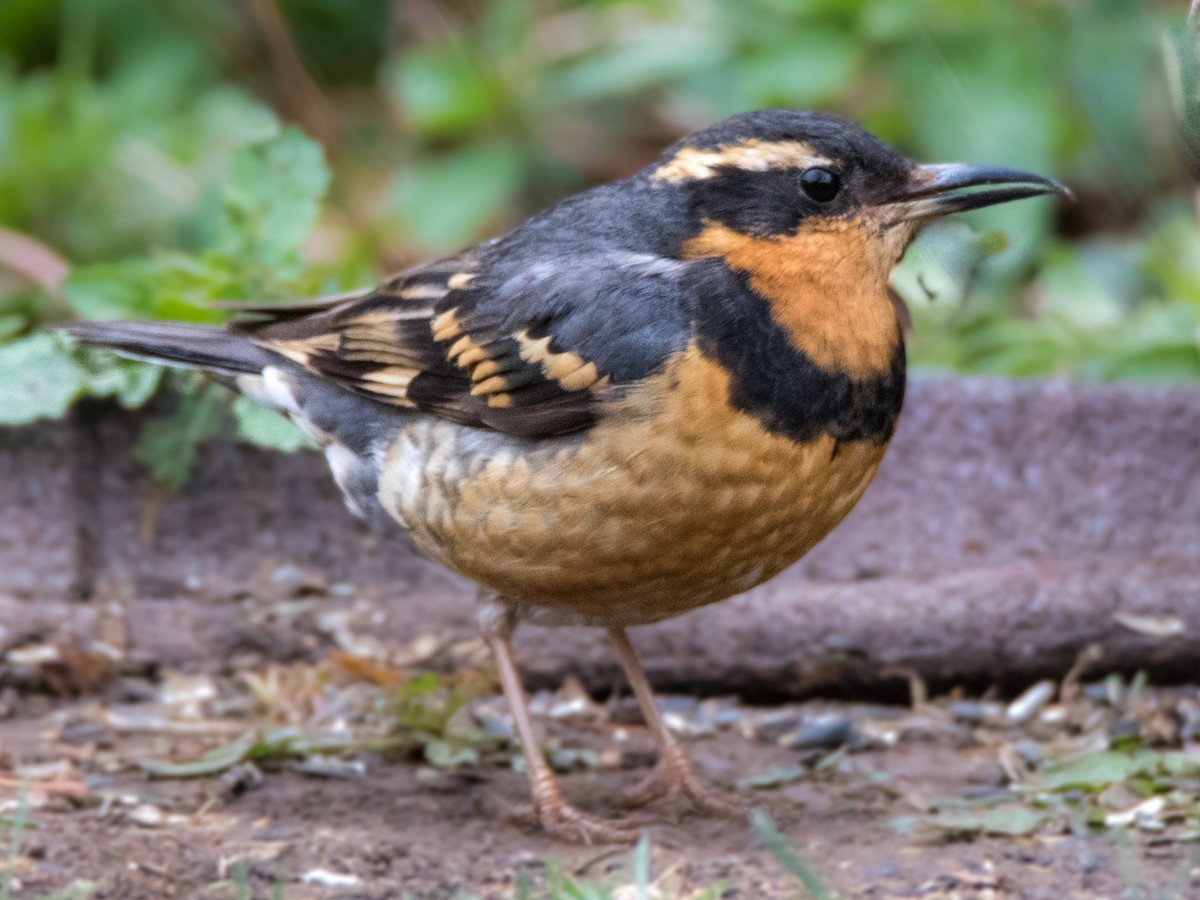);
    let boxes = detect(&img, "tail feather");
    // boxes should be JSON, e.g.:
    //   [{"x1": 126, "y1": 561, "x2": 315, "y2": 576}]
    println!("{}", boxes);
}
[
  {"x1": 64, "y1": 318, "x2": 402, "y2": 530},
  {"x1": 62, "y1": 321, "x2": 274, "y2": 376}
]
